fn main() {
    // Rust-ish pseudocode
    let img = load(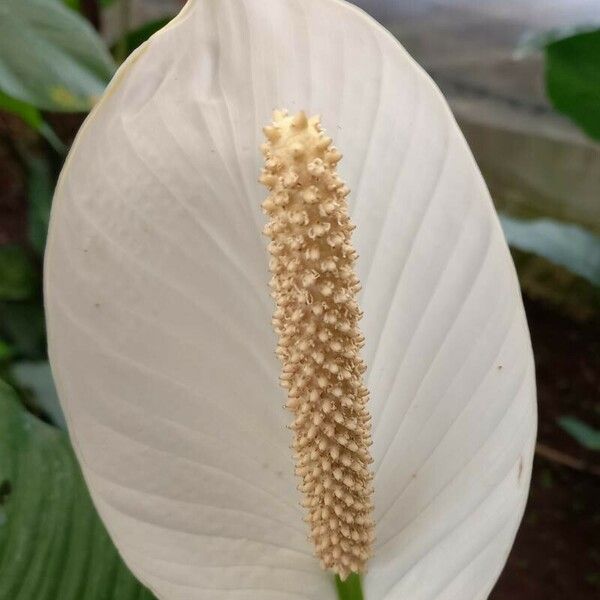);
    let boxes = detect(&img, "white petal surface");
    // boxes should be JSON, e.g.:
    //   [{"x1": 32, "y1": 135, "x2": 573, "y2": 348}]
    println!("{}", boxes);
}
[{"x1": 44, "y1": 1, "x2": 537, "y2": 599}]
